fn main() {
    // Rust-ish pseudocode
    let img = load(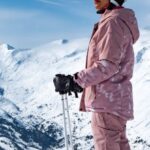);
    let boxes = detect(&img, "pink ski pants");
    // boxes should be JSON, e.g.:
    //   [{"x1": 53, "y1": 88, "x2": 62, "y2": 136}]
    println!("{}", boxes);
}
[{"x1": 91, "y1": 112, "x2": 131, "y2": 150}]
